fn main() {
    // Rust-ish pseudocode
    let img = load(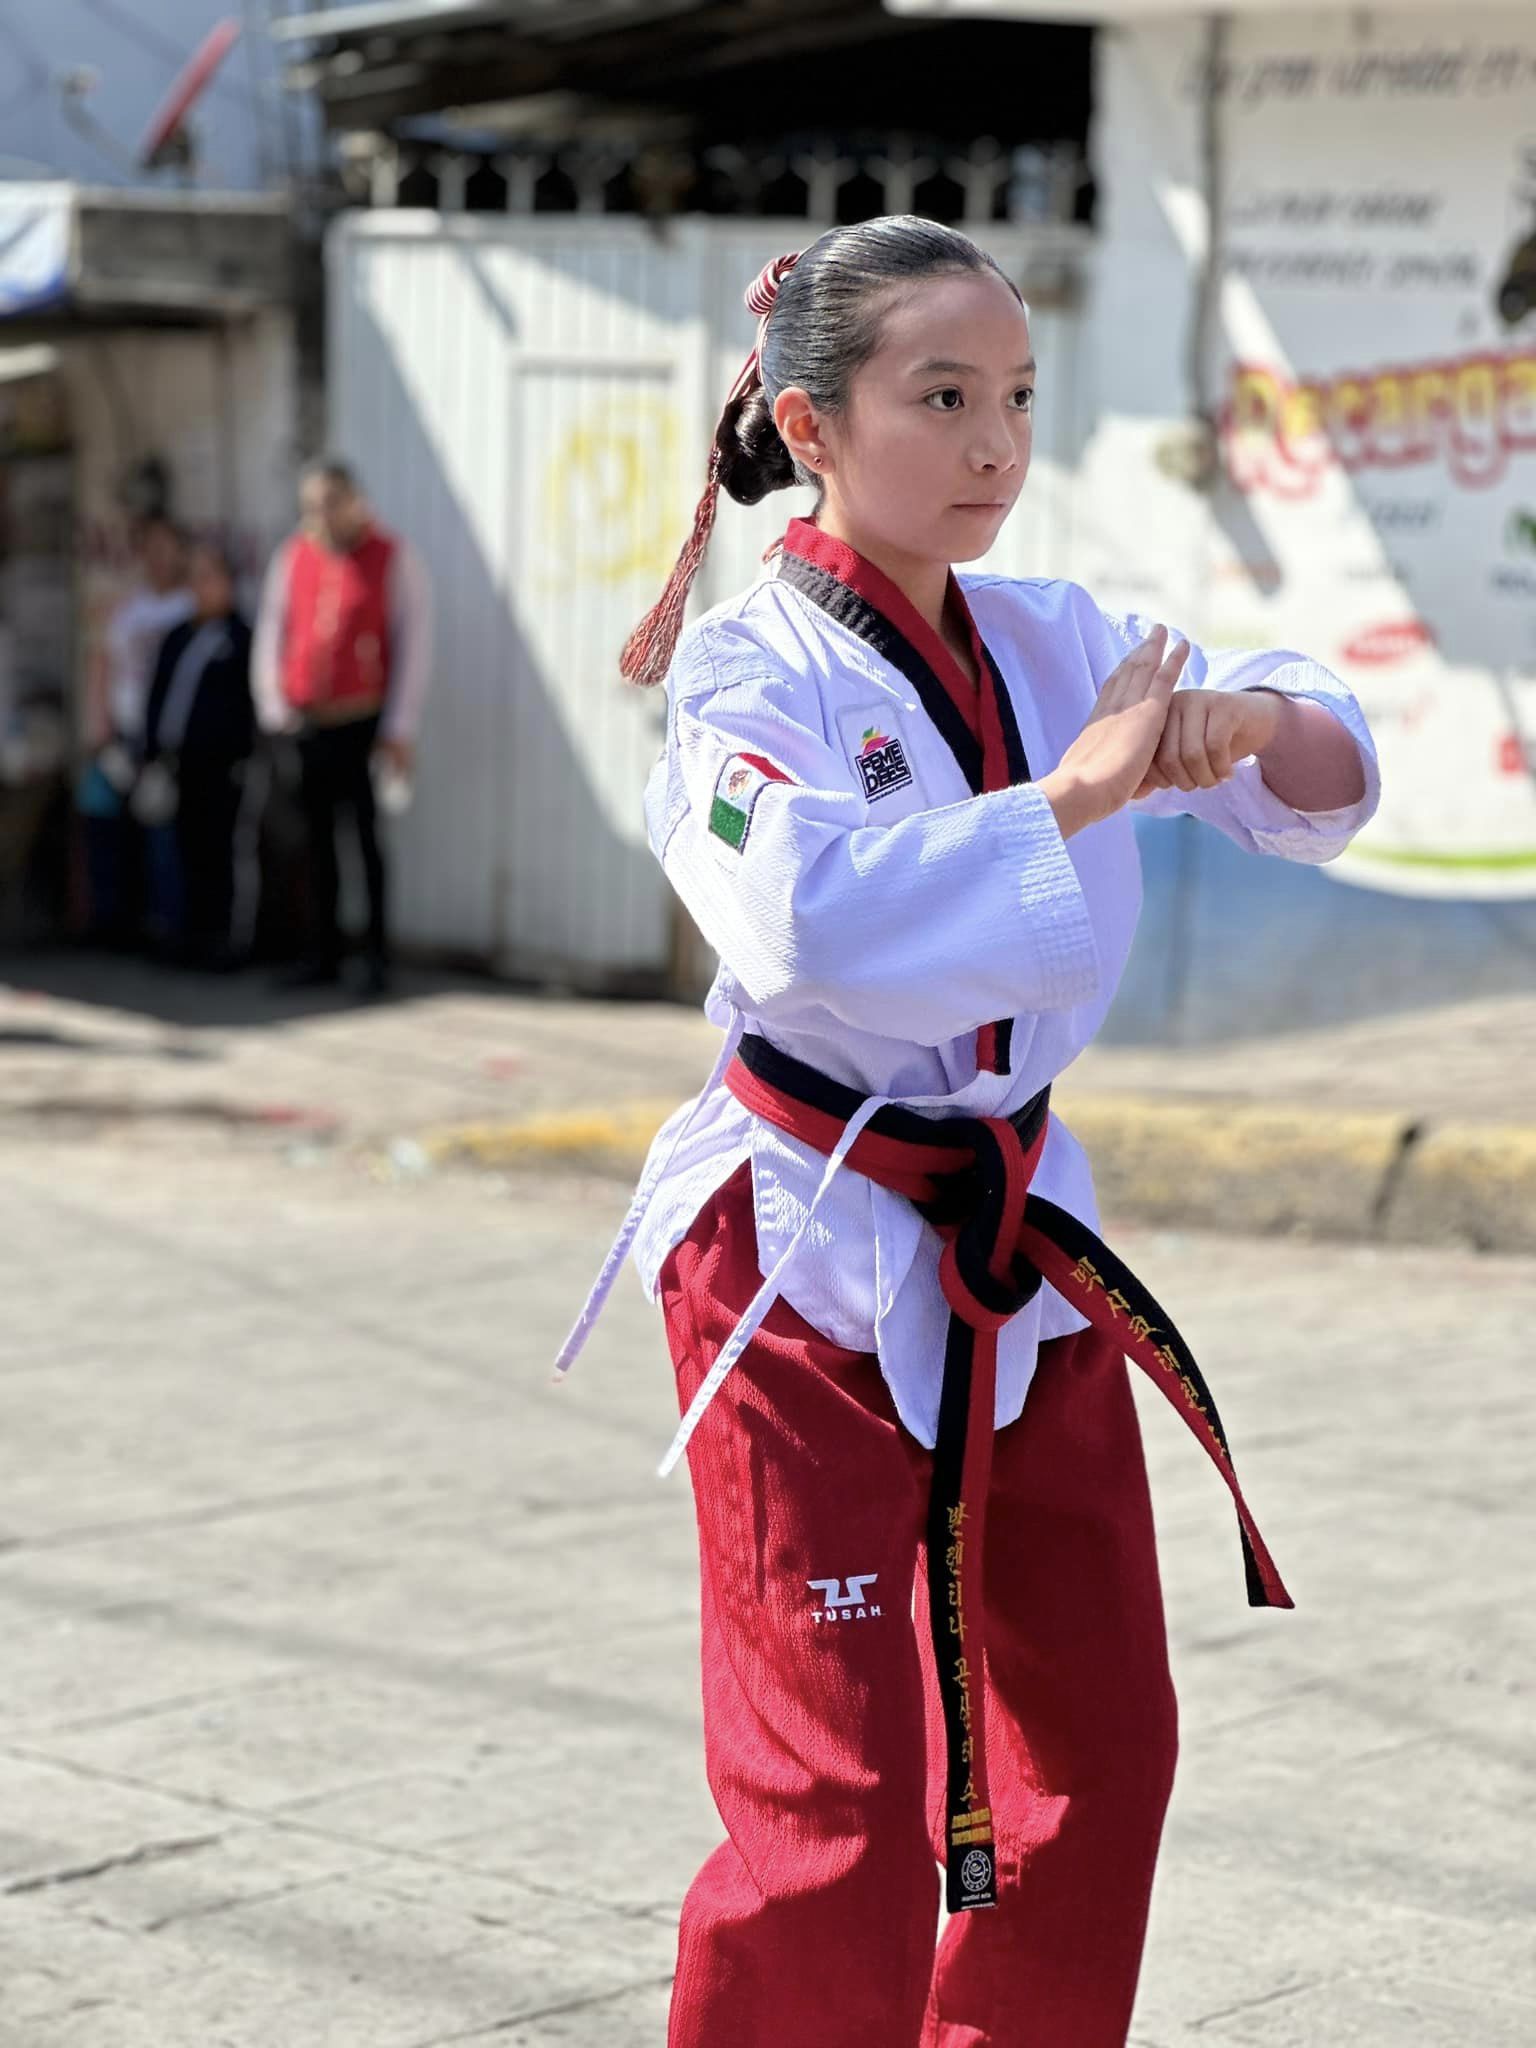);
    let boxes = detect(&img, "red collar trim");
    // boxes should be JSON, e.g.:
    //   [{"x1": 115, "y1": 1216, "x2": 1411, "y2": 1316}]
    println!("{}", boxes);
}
[{"x1": 782, "y1": 518, "x2": 981, "y2": 743}]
